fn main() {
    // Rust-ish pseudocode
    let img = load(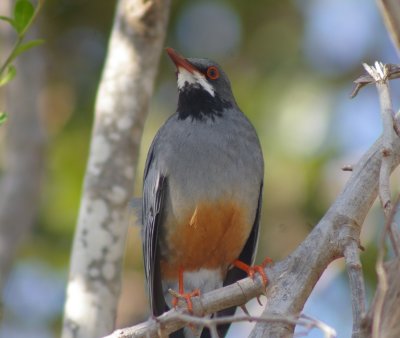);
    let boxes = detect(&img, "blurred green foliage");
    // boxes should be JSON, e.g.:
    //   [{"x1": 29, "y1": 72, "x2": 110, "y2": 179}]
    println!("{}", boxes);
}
[{"x1": 0, "y1": 0, "x2": 44, "y2": 124}]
